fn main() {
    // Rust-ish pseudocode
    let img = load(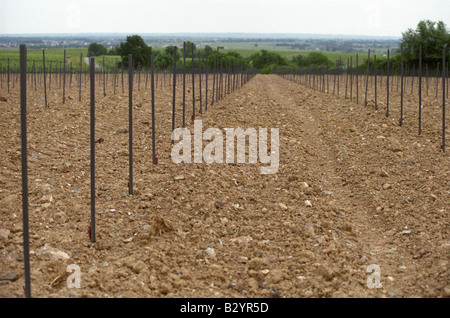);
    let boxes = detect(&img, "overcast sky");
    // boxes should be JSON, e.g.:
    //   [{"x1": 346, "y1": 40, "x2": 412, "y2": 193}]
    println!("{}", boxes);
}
[{"x1": 0, "y1": 0, "x2": 449, "y2": 37}]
